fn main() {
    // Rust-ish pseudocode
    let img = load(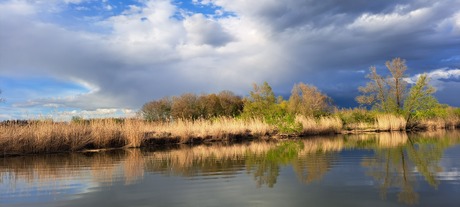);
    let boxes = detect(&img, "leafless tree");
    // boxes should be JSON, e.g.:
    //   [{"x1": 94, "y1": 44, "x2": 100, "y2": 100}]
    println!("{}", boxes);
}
[
  {"x1": 356, "y1": 58, "x2": 408, "y2": 113},
  {"x1": 288, "y1": 83, "x2": 332, "y2": 117}
]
